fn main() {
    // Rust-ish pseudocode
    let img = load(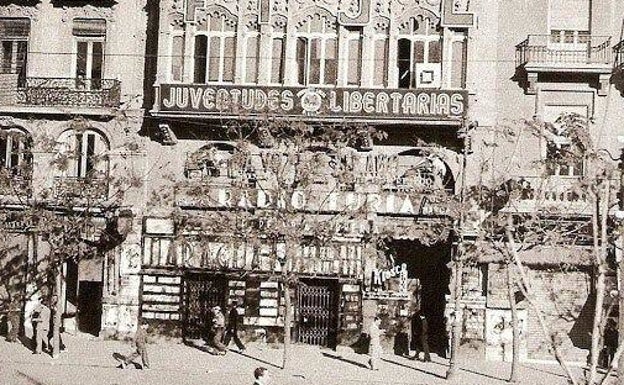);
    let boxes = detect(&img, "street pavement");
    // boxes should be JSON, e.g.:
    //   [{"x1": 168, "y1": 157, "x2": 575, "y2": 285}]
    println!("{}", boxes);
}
[{"x1": 0, "y1": 334, "x2": 611, "y2": 385}]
